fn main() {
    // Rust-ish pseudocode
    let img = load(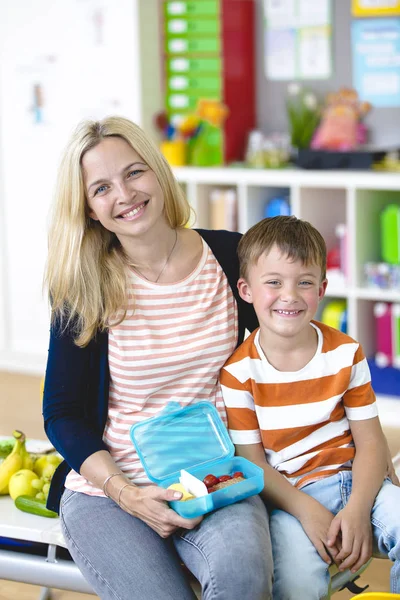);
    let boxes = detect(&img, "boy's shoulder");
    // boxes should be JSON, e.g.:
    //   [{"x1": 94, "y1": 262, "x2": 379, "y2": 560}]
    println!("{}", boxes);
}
[
  {"x1": 313, "y1": 320, "x2": 360, "y2": 351},
  {"x1": 223, "y1": 328, "x2": 260, "y2": 369},
  {"x1": 223, "y1": 322, "x2": 362, "y2": 372}
]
